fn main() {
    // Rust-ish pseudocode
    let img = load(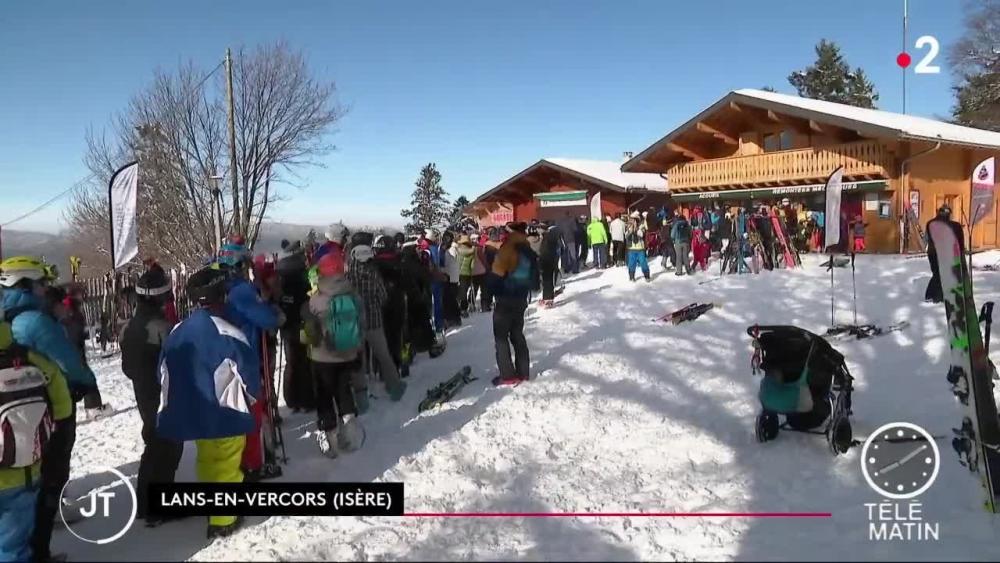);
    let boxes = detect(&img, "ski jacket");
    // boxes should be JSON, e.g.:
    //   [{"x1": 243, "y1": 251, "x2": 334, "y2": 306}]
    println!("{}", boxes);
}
[
  {"x1": 60, "y1": 307, "x2": 88, "y2": 365},
  {"x1": 225, "y1": 277, "x2": 280, "y2": 360},
  {"x1": 302, "y1": 275, "x2": 364, "y2": 364},
  {"x1": 658, "y1": 223, "x2": 672, "y2": 245},
  {"x1": 347, "y1": 259, "x2": 387, "y2": 330},
  {"x1": 487, "y1": 231, "x2": 537, "y2": 301},
  {"x1": 540, "y1": 226, "x2": 565, "y2": 262},
  {"x1": 671, "y1": 217, "x2": 692, "y2": 244},
  {"x1": 587, "y1": 220, "x2": 608, "y2": 245},
  {"x1": 1, "y1": 288, "x2": 97, "y2": 395},
  {"x1": 851, "y1": 221, "x2": 868, "y2": 236},
  {"x1": 276, "y1": 256, "x2": 310, "y2": 330},
  {"x1": 625, "y1": 223, "x2": 646, "y2": 251},
  {"x1": 312, "y1": 241, "x2": 345, "y2": 265},
  {"x1": 119, "y1": 301, "x2": 172, "y2": 387},
  {"x1": 484, "y1": 240, "x2": 502, "y2": 271},
  {"x1": 457, "y1": 244, "x2": 476, "y2": 277},
  {"x1": 0, "y1": 322, "x2": 72, "y2": 492},
  {"x1": 609, "y1": 218, "x2": 626, "y2": 242},
  {"x1": 557, "y1": 218, "x2": 577, "y2": 245},
  {"x1": 575, "y1": 222, "x2": 588, "y2": 247},
  {"x1": 157, "y1": 308, "x2": 259, "y2": 442},
  {"x1": 443, "y1": 244, "x2": 461, "y2": 283}
]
